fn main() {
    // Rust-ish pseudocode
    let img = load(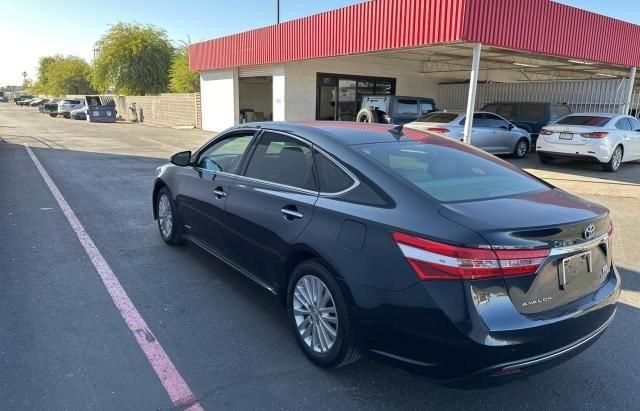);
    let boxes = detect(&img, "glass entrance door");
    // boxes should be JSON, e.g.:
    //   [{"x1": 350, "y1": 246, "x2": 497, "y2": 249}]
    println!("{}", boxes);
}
[{"x1": 316, "y1": 74, "x2": 396, "y2": 121}]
